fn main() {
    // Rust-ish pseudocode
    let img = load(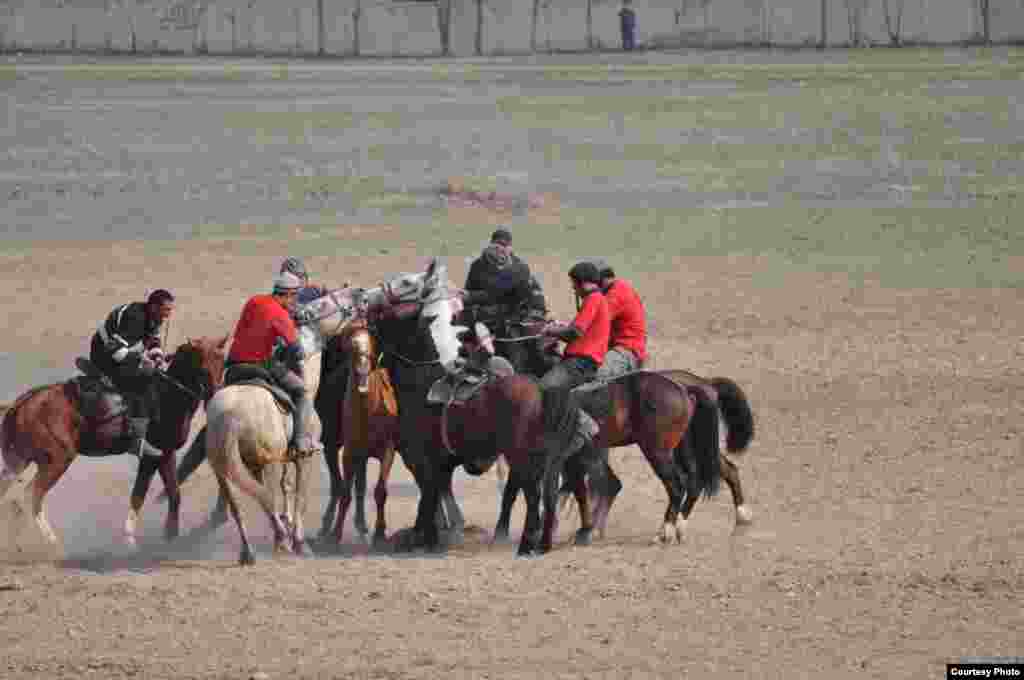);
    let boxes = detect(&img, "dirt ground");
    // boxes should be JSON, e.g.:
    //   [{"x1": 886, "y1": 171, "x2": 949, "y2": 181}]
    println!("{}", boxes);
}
[{"x1": 0, "y1": 234, "x2": 1021, "y2": 679}]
